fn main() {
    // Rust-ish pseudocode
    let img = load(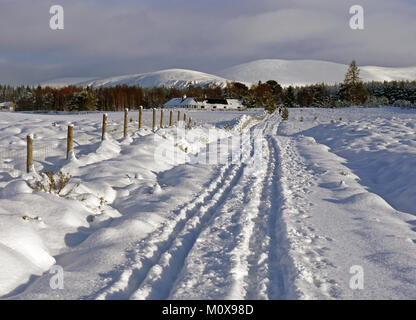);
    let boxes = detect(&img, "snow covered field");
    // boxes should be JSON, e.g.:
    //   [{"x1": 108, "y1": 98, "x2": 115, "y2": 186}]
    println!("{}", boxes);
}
[{"x1": 0, "y1": 107, "x2": 416, "y2": 300}]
